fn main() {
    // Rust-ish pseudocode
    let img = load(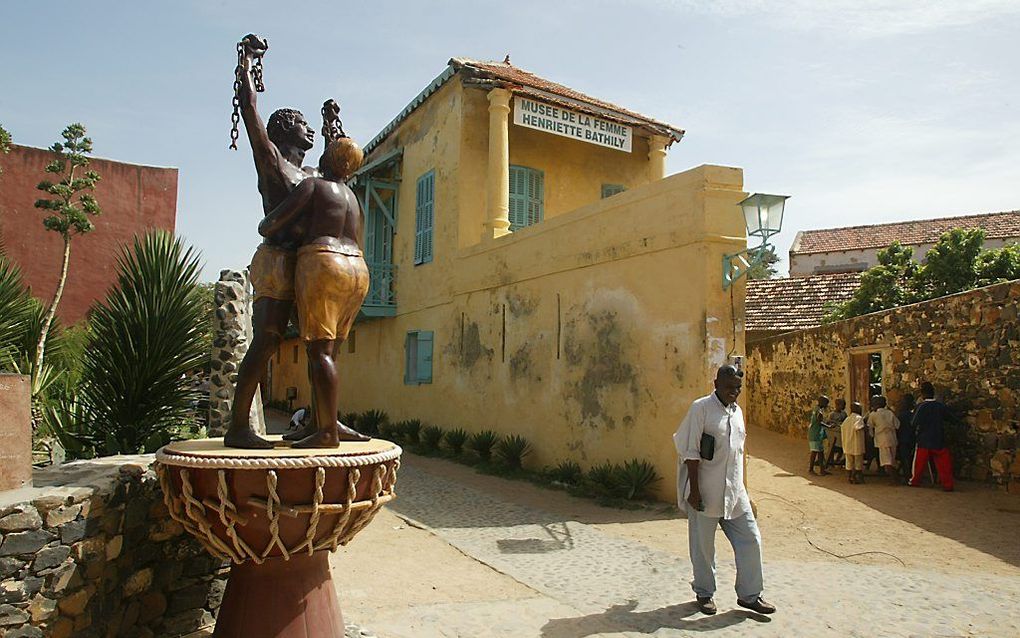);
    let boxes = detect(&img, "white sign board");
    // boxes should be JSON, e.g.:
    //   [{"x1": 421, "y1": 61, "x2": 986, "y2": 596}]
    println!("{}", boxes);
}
[{"x1": 513, "y1": 96, "x2": 632, "y2": 153}]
